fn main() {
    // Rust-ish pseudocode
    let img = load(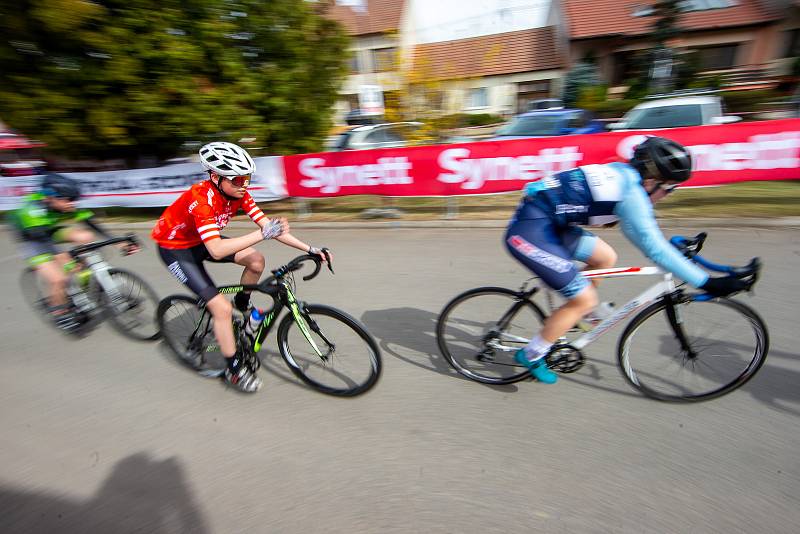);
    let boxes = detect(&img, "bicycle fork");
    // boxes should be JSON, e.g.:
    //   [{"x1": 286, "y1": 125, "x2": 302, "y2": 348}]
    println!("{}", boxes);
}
[
  {"x1": 663, "y1": 293, "x2": 697, "y2": 359},
  {"x1": 284, "y1": 288, "x2": 332, "y2": 360}
]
